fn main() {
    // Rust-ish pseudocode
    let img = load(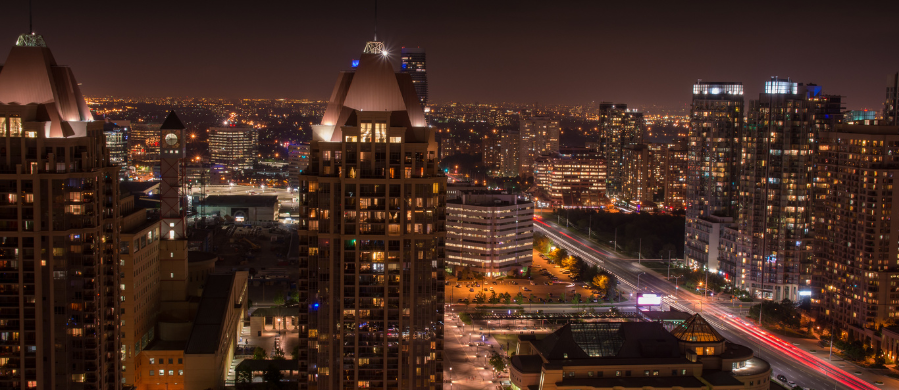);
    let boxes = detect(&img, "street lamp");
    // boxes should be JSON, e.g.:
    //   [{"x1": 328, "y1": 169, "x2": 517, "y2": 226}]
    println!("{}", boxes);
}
[
  {"x1": 637, "y1": 272, "x2": 646, "y2": 292},
  {"x1": 671, "y1": 275, "x2": 683, "y2": 300}
]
